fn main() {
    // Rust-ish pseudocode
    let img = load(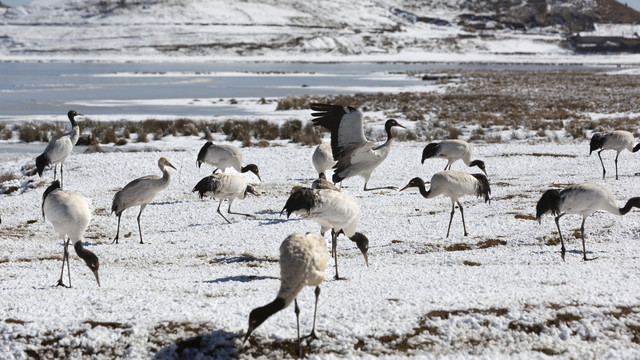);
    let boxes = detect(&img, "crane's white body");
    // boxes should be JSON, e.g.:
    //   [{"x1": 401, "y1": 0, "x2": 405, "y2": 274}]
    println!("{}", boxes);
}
[
  {"x1": 277, "y1": 233, "x2": 328, "y2": 307},
  {"x1": 426, "y1": 170, "x2": 482, "y2": 204},
  {"x1": 42, "y1": 184, "x2": 99, "y2": 287},
  {"x1": 555, "y1": 183, "x2": 621, "y2": 217},
  {"x1": 200, "y1": 143, "x2": 244, "y2": 172},
  {"x1": 44, "y1": 189, "x2": 91, "y2": 243},
  {"x1": 295, "y1": 189, "x2": 360, "y2": 237},
  {"x1": 335, "y1": 140, "x2": 393, "y2": 184},
  {"x1": 431, "y1": 139, "x2": 473, "y2": 168},
  {"x1": 198, "y1": 173, "x2": 252, "y2": 203},
  {"x1": 42, "y1": 126, "x2": 80, "y2": 169},
  {"x1": 244, "y1": 233, "x2": 328, "y2": 353},
  {"x1": 312, "y1": 142, "x2": 336, "y2": 176},
  {"x1": 599, "y1": 131, "x2": 635, "y2": 153}
]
